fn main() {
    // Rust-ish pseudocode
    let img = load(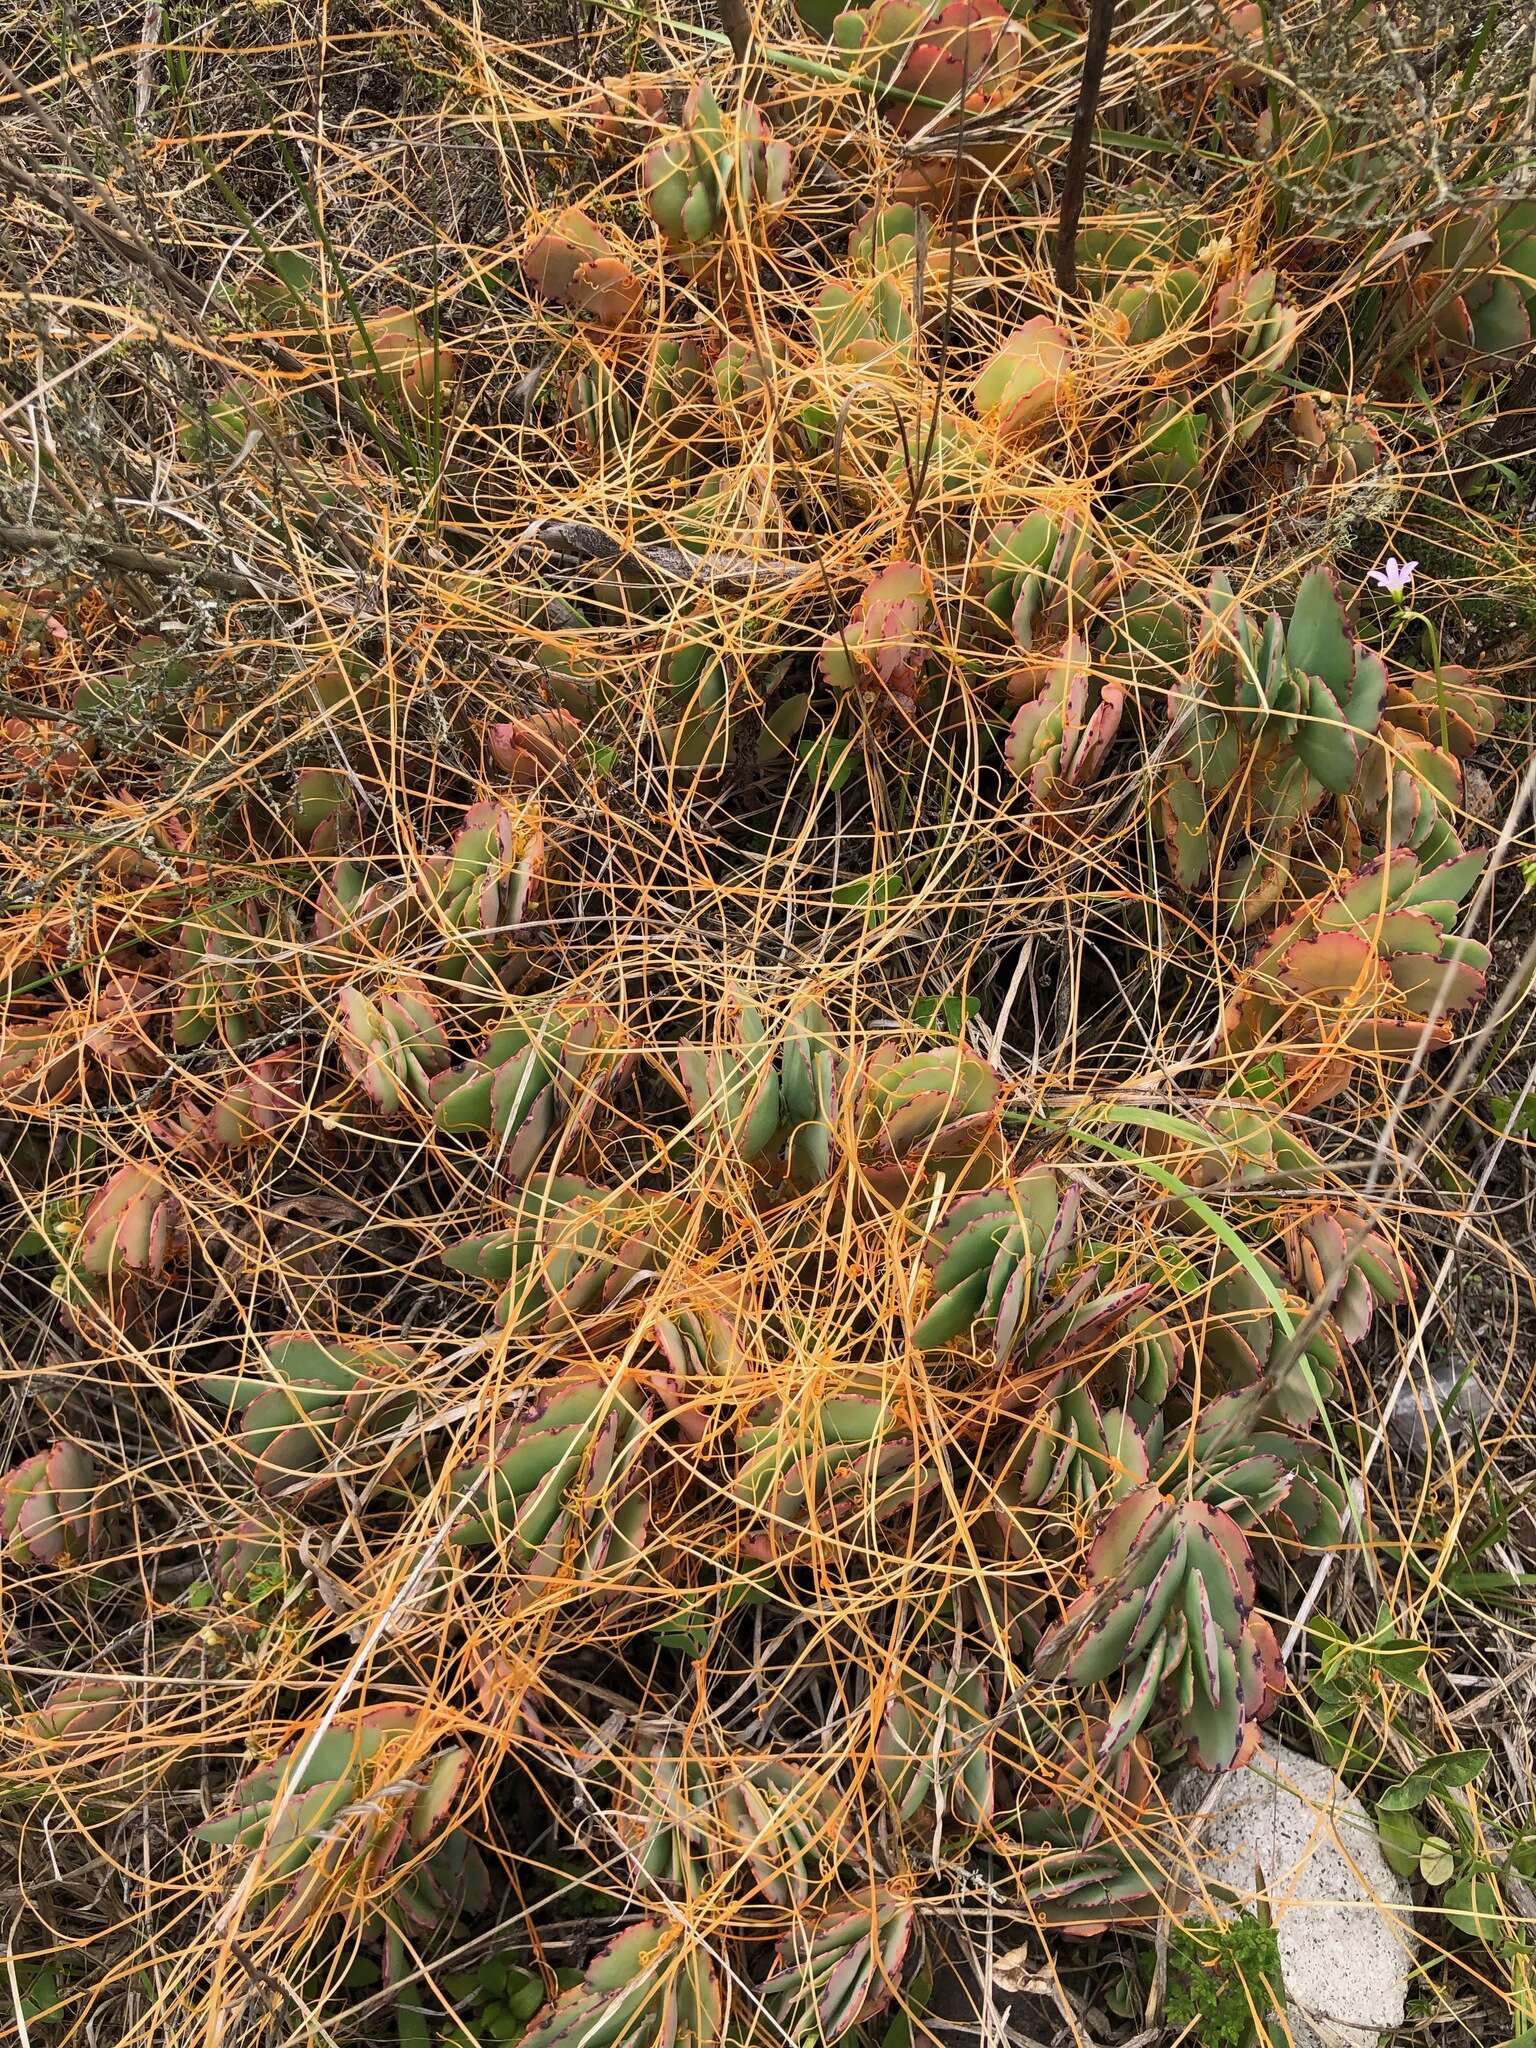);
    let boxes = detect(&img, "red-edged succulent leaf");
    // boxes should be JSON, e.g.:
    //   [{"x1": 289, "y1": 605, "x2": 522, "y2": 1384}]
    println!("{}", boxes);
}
[
  {"x1": 77, "y1": 1164, "x2": 186, "y2": 1281},
  {"x1": 973, "y1": 317, "x2": 1072, "y2": 435},
  {"x1": 760, "y1": 1891, "x2": 917, "y2": 2042},
  {"x1": 1, "y1": 1440, "x2": 99, "y2": 1565},
  {"x1": 522, "y1": 209, "x2": 646, "y2": 326},
  {"x1": 487, "y1": 708, "x2": 584, "y2": 785},
  {"x1": 1278, "y1": 928, "x2": 1379, "y2": 1000},
  {"x1": 821, "y1": 562, "x2": 932, "y2": 709},
  {"x1": 337, "y1": 982, "x2": 450, "y2": 1113}
]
